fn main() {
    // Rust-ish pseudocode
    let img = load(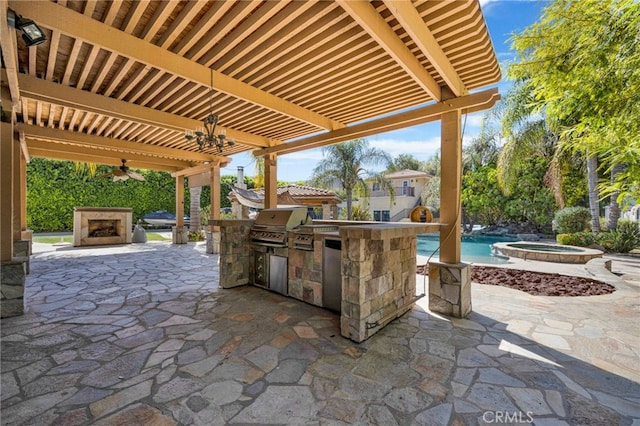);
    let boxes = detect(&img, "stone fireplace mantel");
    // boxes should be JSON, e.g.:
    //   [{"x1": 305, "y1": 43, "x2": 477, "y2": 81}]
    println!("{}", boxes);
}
[{"x1": 73, "y1": 207, "x2": 132, "y2": 247}]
